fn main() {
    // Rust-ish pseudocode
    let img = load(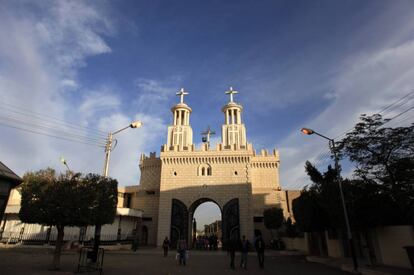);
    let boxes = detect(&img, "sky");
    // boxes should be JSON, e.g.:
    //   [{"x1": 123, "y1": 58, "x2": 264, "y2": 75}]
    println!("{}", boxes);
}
[{"x1": 1, "y1": 1, "x2": 414, "y2": 225}]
